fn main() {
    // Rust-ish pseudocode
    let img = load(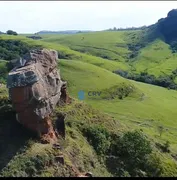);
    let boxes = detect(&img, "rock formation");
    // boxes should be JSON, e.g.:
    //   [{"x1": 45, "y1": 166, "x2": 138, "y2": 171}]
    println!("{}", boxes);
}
[{"x1": 6, "y1": 49, "x2": 70, "y2": 143}]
